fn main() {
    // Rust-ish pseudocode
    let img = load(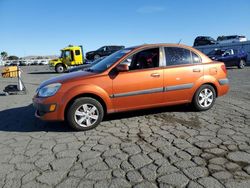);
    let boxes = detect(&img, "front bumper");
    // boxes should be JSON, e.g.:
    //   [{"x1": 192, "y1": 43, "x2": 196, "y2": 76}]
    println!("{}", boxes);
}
[{"x1": 33, "y1": 97, "x2": 63, "y2": 121}]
